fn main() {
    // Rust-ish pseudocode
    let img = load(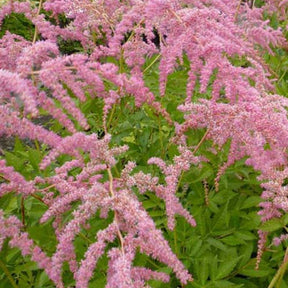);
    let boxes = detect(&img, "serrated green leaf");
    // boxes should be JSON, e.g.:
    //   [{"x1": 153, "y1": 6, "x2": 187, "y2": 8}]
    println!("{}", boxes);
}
[
  {"x1": 208, "y1": 200, "x2": 220, "y2": 213},
  {"x1": 134, "y1": 253, "x2": 148, "y2": 266},
  {"x1": 34, "y1": 271, "x2": 51, "y2": 288},
  {"x1": 239, "y1": 268, "x2": 272, "y2": 278},
  {"x1": 200, "y1": 257, "x2": 210, "y2": 285},
  {"x1": 13, "y1": 137, "x2": 25, "y2": 152},
  {"x1": 234, "y1": 231, "x2": 256, "y2": 241},
  {"x1": 14, "y1": 261, "x2": 38, "y2": 273},
  {"x1": 220, "y1": 235, "x2": 245, "y2": 246},
  {"x1": 207, "y1": 237, "x2": 227, "y2": 251},
  {"x1": 0, "y1": 195, "x2": 17, "y2": 213},
  {"x1": 89, "y1": 275, "x2": 106, "y2": 288},
  {"x1": 238, "y1": 258, "x2": 274, "y2": 278},
  {"x1": 6, "y1": 248, "x2": 21, "y2": 263},
  {"x1": 240, "y1": 196, "x2": 261, "y2": 210},
  {"x1": 189, "y1": 166, "x2": 213, "y2": 183},
  {"x1": 240, "y1": 212, "x2": 261, "y2": 230},
  {"x1": 209, "y1": 255, "x2": 218, "y2": 281},
  {"x1": 259, "y1": 218, "x2": 283, "y2": 232},
  {"x1": 210, "y1": 202, "x2": 230, "y2": 232},
  {"x1": 4, "y1": 151, "x2": 25, "y2": 172},
  {"x1": 148, "y1": 210, "x2": 164, "y2": 217},
  {"x1": 28, "y1": 149, "x2": 41, "y2": 171},
  {"x1": 238, "y1": 243, "x2": 253, "y2": 267},
  {"x1": 188, "y1": 238, "x2": 203, "y2": 257},
  {"x1": 215, "y1": 256, "x2": 242, "y2": 279},
  {"x1": 282, "y1": 214, "x2": 288, "y2": 226},
  {"x1": 231, "y1": 277, "x2": 258, "y2": 288},
  {"x1": 195, "y1": 208, "x2": 208, "y2": 237},
  {"x1": 142, "y1": 199, "x2": 158, "y2": 209}
]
